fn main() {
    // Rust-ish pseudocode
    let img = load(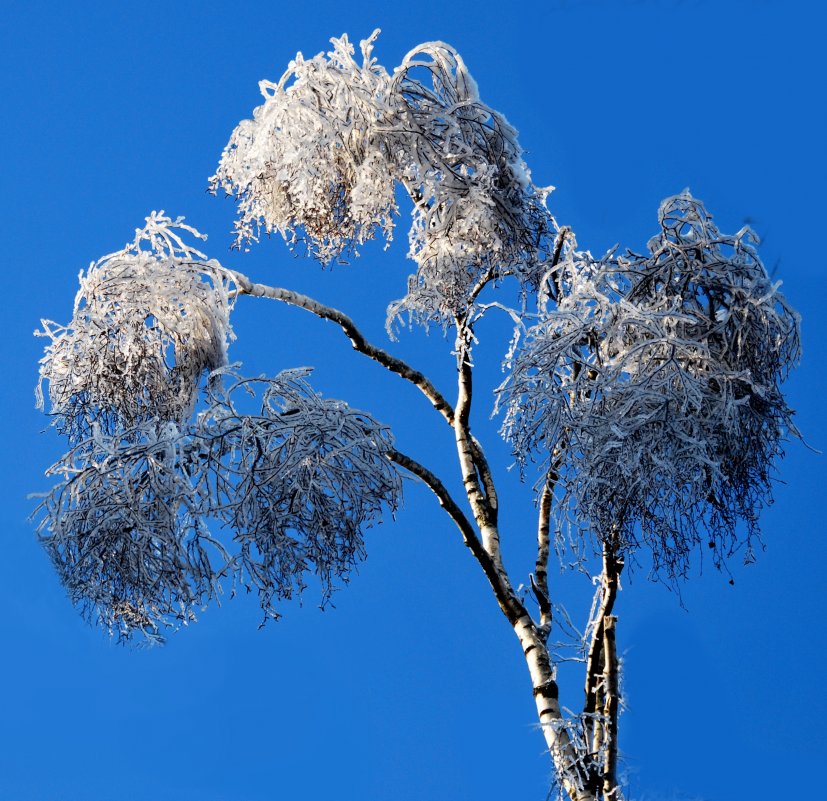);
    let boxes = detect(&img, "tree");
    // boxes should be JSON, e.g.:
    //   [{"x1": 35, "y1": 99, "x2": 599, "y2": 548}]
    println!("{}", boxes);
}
[{"x1": 33, "y1": 32, "x2": 800, "y2": 801}]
